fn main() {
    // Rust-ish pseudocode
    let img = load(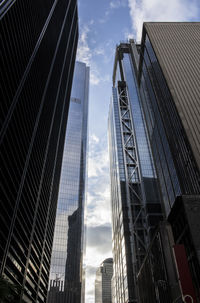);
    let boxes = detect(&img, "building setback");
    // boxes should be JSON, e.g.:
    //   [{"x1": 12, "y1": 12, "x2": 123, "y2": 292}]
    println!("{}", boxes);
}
[
  {"x1": 0, "y1": 0, "x2": 78, "y2": 302},
  {"x1": 48, "y1": 61, "x2": 89, "y2": 303},
  {"x1": 108, "y1": 43, "x2": 162, "y2": 303},
  {"x1": 95, "y1": 258, "x2": 113, "y2": 303}
]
